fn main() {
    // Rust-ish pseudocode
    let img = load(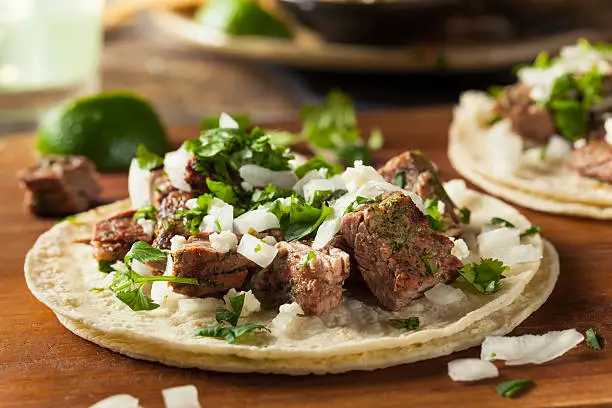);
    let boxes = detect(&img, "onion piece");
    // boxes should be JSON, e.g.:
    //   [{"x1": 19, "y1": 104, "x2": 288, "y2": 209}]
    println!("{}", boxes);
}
[
  {"x1": 425, "y1": 283, "x2": 466, "y2": 305},
  {"x1": 233, "y1": 209, "x2": 280, "y2": 234},
  {"x1": 355, "y1": 180, "x2": 401, "y2": 200},
  {"x1": 224, "y1": 288, "x2": 261, "y2": 316},
  {"x1": 443, "y1": 179, "x2": 467, "y2": 204},
  {"x1": 342, "y1": 160, "x2": 386, "y2": 193},
  {"x1": 486, "y1": 244, "x2": 542, "y2": 267},
  {"x1": 450, "y1": 238, "x2": 470, "y2": 261},
  {"x1": 151, "y1": 255, "x2": 174, "y2": 305},
  {"x1": 312, "y1": 192, "x2": 356, "y2": 249},
  {"x1": 478, "y1": 228, "x2": 520, "y2": 257},
  {"x1": 200, "y1": 203, "x2": 233, "y2": 232},
  {"x1": 136, "y1": 218, "x2": 155, "y2": 238},
  {"x1": 162, "y1": 385, "x2": 201, "y2": 408},
  {"x1": 239, "y1": 164, "x2": 296, "y2": 189},
  {"x1": 170, "y1": 235, "x2": 187, "y2": 254},
  {"x1": 545, "y1": 135, "x2": 572, "y2": 161},
  {"x1": 293, "y1": 169, "x2": 326, "y2": 196},
  {"x1": 303, "y1": 178, "x2": 336, "y2": 203},
  {"x1": 128, "y1": 159, "x2": 153, "y2": 209},
  {"x1": 89, "y1": 394, "x2": 140, "y2": 408},
  {"x1": 219, "y1": 112, "x2": 239, "y2": 129},
  {"x1": 209, "y1": 231, "x2": 238, "y2": 253},
  {"x1": 447, "y1": 358, "x2": 499, "y2": 382},
  {"x1": 237, "y1": 234, "x2": 278, "y2": 267},
  {"x1": 131, "y1": 260, "x2": 154, "y2": 277},
  {"x1": 164, "y1": 145, "x2": 192, "y2": 192},
  {"x1": 481, "y1": 329, "x2": 584, "y2": 366}
]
